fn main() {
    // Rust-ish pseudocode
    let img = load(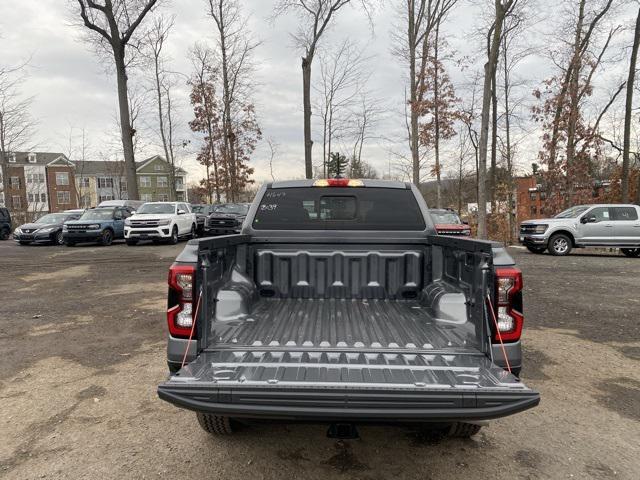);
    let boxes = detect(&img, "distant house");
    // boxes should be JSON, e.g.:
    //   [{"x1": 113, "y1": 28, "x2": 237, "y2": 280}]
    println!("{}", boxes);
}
[
  {"x1": 0, "y1": 152, "x2": 78, "y2": 215},
  {"x1": 73, "y1": 155, "x2": 188, "y2": 207}
]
